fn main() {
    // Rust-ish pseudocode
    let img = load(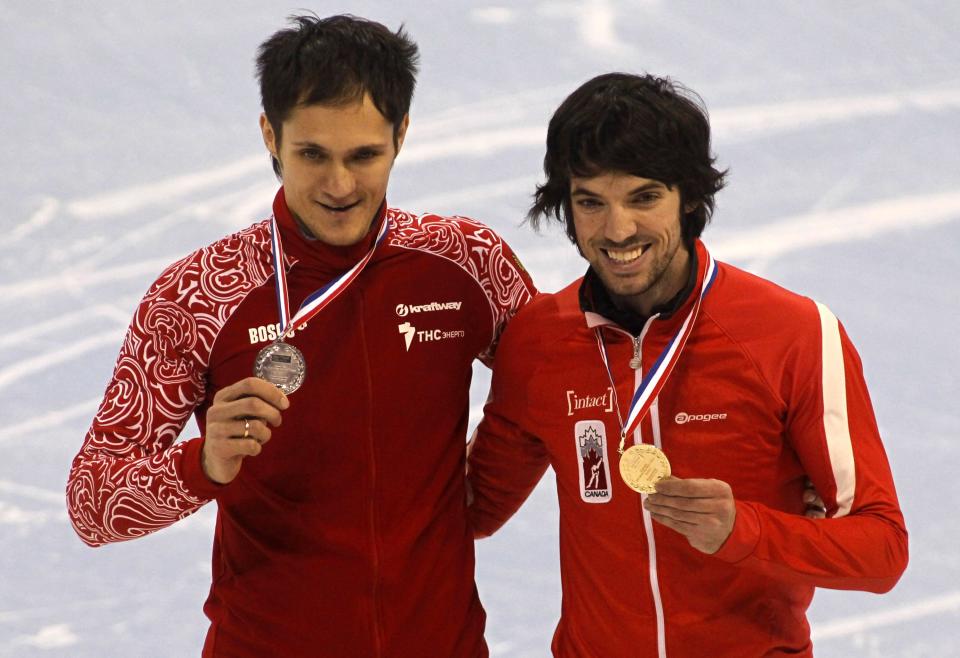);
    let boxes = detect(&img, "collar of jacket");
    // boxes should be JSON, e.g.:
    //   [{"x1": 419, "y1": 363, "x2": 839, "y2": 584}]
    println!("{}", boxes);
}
[
  {"x1": 579, "y1": 239, "x2": 706, "y2": 336},
  {"x1": 271, "y1": 186, "x2": 388, "y2": 278}
]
